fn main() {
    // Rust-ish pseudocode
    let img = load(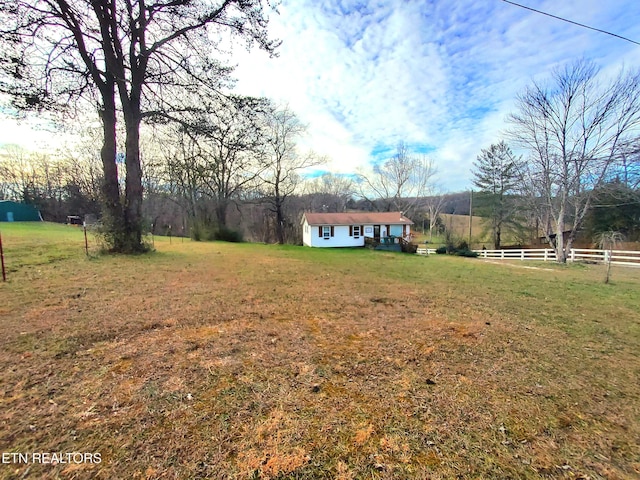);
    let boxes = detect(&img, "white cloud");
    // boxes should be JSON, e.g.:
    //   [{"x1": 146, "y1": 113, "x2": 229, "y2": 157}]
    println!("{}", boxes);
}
[
  {"x1": 0, "y1": 116, "x2": 64, "y2": 152},
  {"x1": 4, "y1": 0, "x2": 640, "y2": 191}
]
